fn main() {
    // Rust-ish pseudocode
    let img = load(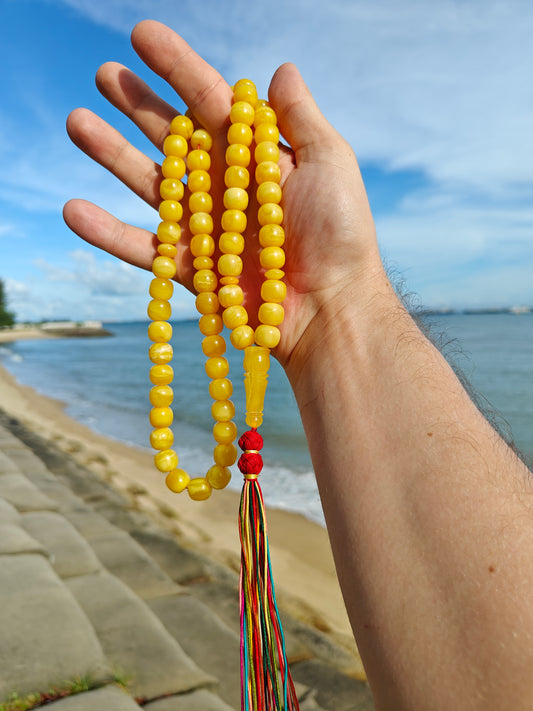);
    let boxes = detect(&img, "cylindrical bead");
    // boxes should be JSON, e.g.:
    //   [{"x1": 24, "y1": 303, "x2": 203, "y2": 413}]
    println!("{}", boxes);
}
[
  {"x1": 199, "y1": 314, "x2": 223, "y2": 335},
  {"x1": 187, "y1": 478, "x2": 212, "y2": 501},
  {"x1": 218, "y1": 284, "x2": 243, "y2": 307},
  {"x1": 260, "y1": 246, "x2": 285, "y2": 269},
  {"x1": 188, "y1": 170, "x2": 211, "y2": 192},
  {"x1": 229, "y1": 101, "x2": 255, "y2": 126},
  {"x1": 254, "y1": 106, "x2": 277, "y2": 126},
  {"x1": 161, "y1": 157, "x2": 186, "y2": 180},
  {"x1": 195, "y1": 292, "x2": 219, "y2": 315},
  {"x1": 157, "y1": 243, "x2": 177, "y2": 258},
  {"x1": 255, "y1": 142, "x2": 280, "y2": 164},
  {"x1": 205, "y1": 356, "x2": 230, "y2": 379},
  {"x1": 214, "y1": 443, "x2": 237, "y2": 467},
  {"x1": 170, "y1": 115, "x2": 194, "y2": 139},
  {"x1": 193, "y1": 256, "x2": 214, "y2": 270},
  {"x1": 255, "y1": 324, "x2": 281, "y2": 349},
  {"x1": 254, "y1": 123, "x2": 279, "y2": 144},
  {"x1": 150, "y1": 364, "x2": 174, "y2": 385},
  {"x1": 230, "y1": 325, "x2": 255, "y2": 350},
  {"x1": 189, "y1": 191, "x2": 213, "y2": 214},
  {"x1": 150, "y1": 278, "x2": 174, "y2": 300},
  {"x1": 149, "y1": 342, "x2": 173, "y2": 364},
  {"x1": 160, "y1": 178, "x2": 185, "y2": 201},
  {"x1": 233, "y1": 82, "x2": 258, "y2": 106},
  {"x1": 211, "y1": 400, "x2": 235, "y2": 422},
  {"x1": 224, "y1": 165, "x2": 249, "y2": 189},
  {"x1": 159, "y1": 200, "x2": 183, "y2": 222},
  {"x1": 147, "y1": 299, "x2": 171, "y2": 321},
  {"x1": 261, "y1": 279, "x2": 287, "y2": 303},
  {"x1": 152, "y1": 256, "x2": 177, "y2": 279},
  {"x1": 259, "y1": 224, "x2": 285, "y2": 247},
  {"x1": 154, "y1": 449, "x2": 178, "y2": 473},
  {"x1": 257, "y1": 182, "x2": 282, "y2": 205},
  {"x1": 218, "y1": 254, "x2": 242, "y2": 277},
  {"x1": 157, "y1": 221, "x2": 181, "y2": 244},
  {"x1": 148, "y1": 321, "x2": 172, "y2": 343},
  {"x1": 223, "y1": 187, "x2": 248, "y2": 210},
  {"x1": 190, "y1": 128, "x2": 213, "y2": 151},
  {"x1": 255, "y1": 161, "x2": 281, "y2": 184},
  {"x1": 222, "y1": 305, "x2": 248, "y2": 330},
  {"x1": 166, "y1": 468, "x2": 190, "y2": 493},
  {"x1": 209, "y1": 377, "x2": 233, "y2": 400},
  {"x1": 150, "y1": 427, "x2": 174, "y2": 450},
  {"x1": 163, "y1": 134, "x2": 188, "y2": 157},
  {"x1": 193, "y1": 269, "x2": 217, "y2": 293},
  {"x1": 207, "y1": 465, "x2": 231, "y2": 490},
  {"x1": 190, "y1": 233, "x2": 215, "y2": 257},
  {"x1": 150, "y1": 384, "x2": 174, "y2": 407},
  {"x1": 258, "y1": 203, "x2": 283, "y2": 226},
  {"x1": 150, "y1": 407, "x2": 173, "y2": 428},
  {"x1": 219, "y1": 232, "x2": 244, "y2": 255},
  {"x1": 227, "y1": 122, "x2": 253, "y2": 146},
  {"x1": 213, "y1": 420, "x2": 238, "y2": 444},
  {"x1": 258, "y1": 302, "x2": 284, "y2": 326},
  {"x1": 187, "y1": 149, "x2": 211, "y2": 171},
  {"x1": 221, "y1": 210, "x2": 246, "y2": 233},
  {"x1": 189, "y1": 212, "x2": 213, "y2": 235},
  {"x1": 225, "y1": 144, "x2": 250, "y2": 167},
  {"x1": 202, "y1": 335, "x2": 226, "y2": 357}
]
